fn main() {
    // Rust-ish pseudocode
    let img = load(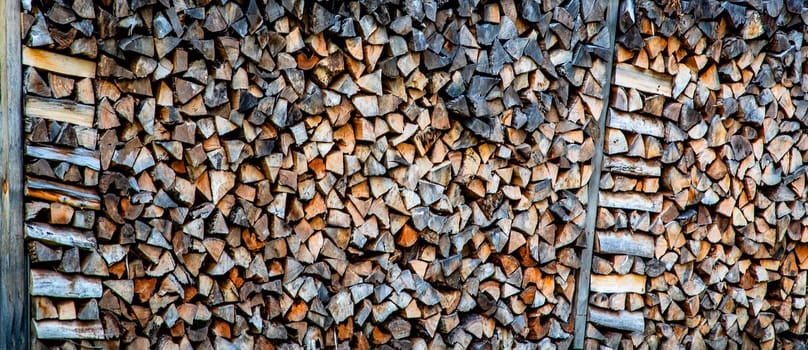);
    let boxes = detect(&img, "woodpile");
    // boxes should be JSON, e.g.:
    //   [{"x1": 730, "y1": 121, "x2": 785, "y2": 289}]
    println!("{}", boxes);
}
[
  {"x1": 19, "y1": 0, "x2": 808, "y2": 348},
  {"x1": 584, "y1": 0, "x2": 808, "y2": 349},
  {"x1": 22, "y1": 0, "x2": 613, "y2": 348}
]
